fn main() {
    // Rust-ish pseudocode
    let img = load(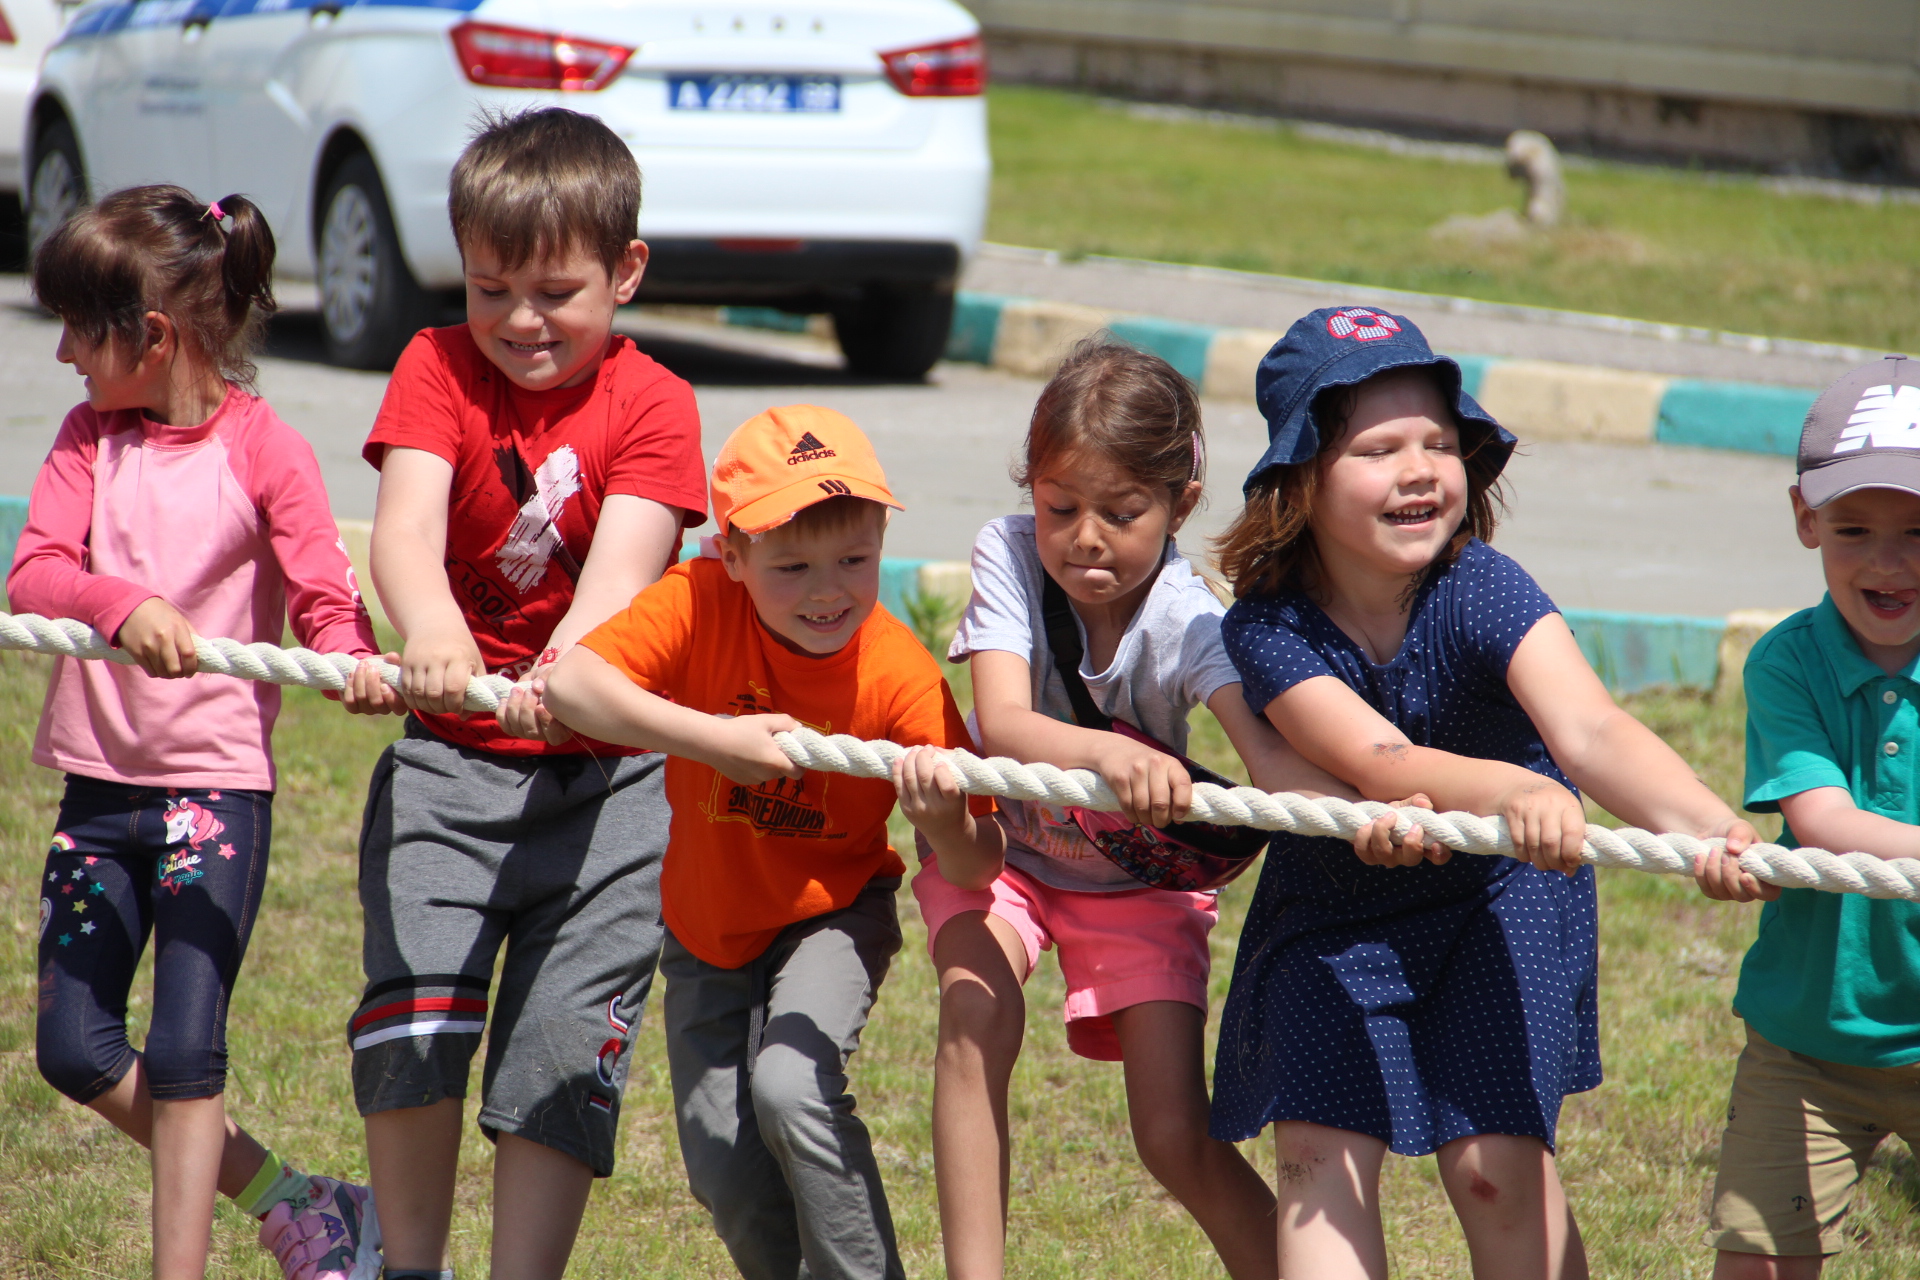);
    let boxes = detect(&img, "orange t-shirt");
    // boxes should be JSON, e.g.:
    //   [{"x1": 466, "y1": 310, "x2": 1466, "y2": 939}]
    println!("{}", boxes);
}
[{"x1": 580, "y1": 557, "x2": 991, "y2": 968}]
